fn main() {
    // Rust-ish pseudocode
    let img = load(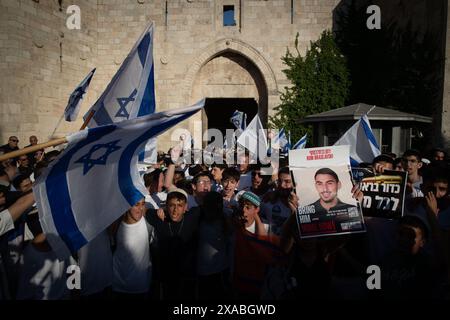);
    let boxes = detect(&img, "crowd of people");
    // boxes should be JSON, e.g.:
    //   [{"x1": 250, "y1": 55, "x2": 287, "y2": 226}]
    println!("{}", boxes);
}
[{"x1": 0, "y1": 134, "x2": 449, "y2": 300}]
